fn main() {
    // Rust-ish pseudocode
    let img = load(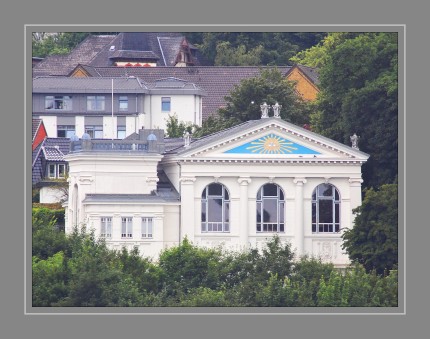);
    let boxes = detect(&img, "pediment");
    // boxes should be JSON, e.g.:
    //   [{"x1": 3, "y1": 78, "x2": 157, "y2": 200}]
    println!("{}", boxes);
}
[{"x1": 172, "y1": 118, "x2": 369, "y2": 163}]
